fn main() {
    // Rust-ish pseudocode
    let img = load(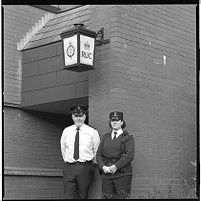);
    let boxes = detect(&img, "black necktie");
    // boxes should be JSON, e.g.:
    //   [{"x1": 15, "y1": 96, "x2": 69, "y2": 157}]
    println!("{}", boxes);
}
[
  {"x1": 73, "y1": 127, "x2": 80, "y2": 160},
  {"x1": 113, "y1": 131, "x2": 117, "y2": 140}
]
